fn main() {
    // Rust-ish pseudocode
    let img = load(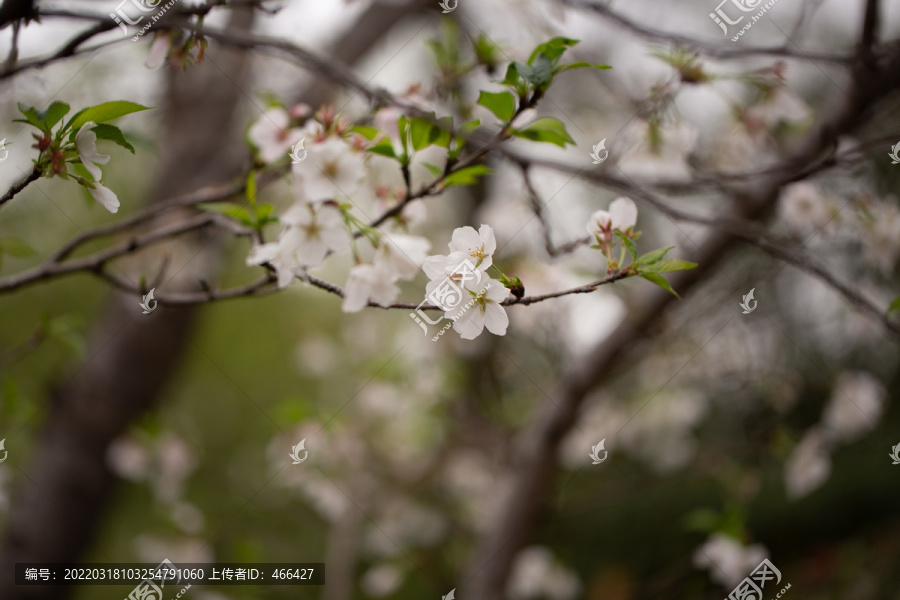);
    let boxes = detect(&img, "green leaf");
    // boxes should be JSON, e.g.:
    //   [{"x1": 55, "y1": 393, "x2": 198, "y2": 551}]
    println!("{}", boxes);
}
[
  {"x1": 351, "y1": 126, "x2": 382, "y2": 140},
  {"x1": 422, "y1": 162, "x2": 443, "y2": 177},
  {"x1": 15, "y1": 103, "x2": 45, "y2": 130},
  {"x1": 38, "y1": 101, "x2": 71, "y2": 130},
  {"x1": 614, "y1": 231, "x2": 636, "y2": 261},
  {"x1": 66, "y1": 101, "x2": 152, "y2": 134},
  {"x1": 888, "y1": 296, "x2": 900, "y2": 314},
  {"x1": 198, "y1": 202, "x2": 255, "y2": 227},
  {"x1": 512, "y1": 117, "x2": 574, "y2": 147},
  {"x1": 430, "y1": 115, "x2": 453, "y2": 148},
  {"x1": 555, "y1": 61, "x2": 612, "y2": 74},
  {"x1": 640, "y1": 258, "x2": 698, "y2": 274},
  {"x1": 443, "y1": 164, "x2": 491, "y2": 187},
  {"x1": 524, "y1": 54, "x2": 553, "y2": 88},
  {"x1": 90, "y1": 123, "x2": 135, "y2": 153},
  {"x1": 368, "y1": 139, "x2": 397, "y2": 159},
  {"x1": 410, "y1": 117, "x2": 435, "y2": 151},
  {"x1": 397, "y1": 115, "x2": 410, "y2": 157},
  {"x1": 246, "y1": 171, "x2": 257, "y2": 206},
  {"x1": 528, "y1": 37, "x2": 579, "y2": 64},
  {"x1": 501, "y1": 62, "x2": 521, "y2": 86},
  {"x1": 477, "y1": 90, "x2": 516, "y2": 122},
  {"x1": 635, "y1": 246, "x2": 675, "y2": 266},
  {"x1": 640, "y1": 272, "x2": 680, "y2": 298},
  {"x1": 254, "y1": 203, "x2": 277, "y2": 228}
]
